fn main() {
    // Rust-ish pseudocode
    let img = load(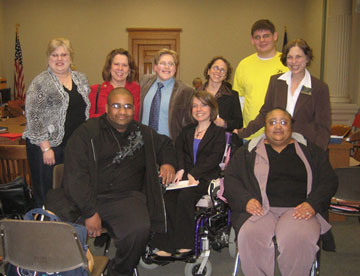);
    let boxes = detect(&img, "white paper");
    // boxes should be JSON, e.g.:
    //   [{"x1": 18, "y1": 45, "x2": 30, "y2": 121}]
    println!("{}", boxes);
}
[{"x1": 166, "y1": 180, "x2": 198, "y2": 190}]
